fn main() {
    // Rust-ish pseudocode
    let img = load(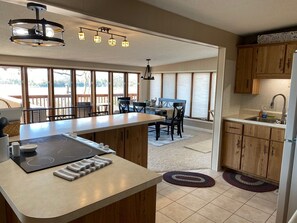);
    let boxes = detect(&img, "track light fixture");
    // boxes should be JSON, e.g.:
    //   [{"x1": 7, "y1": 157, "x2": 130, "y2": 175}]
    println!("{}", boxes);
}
[
  {"x1": 8, "y1": 2, "x2": 65, "y2": 47},
  {"x1": 141, "y1": 59, "x2": 154, "y2": 80},
  {"x1": 78, "y1": 26, "x2": 129, "y2": 47}
]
